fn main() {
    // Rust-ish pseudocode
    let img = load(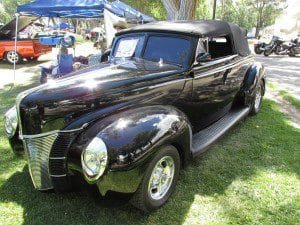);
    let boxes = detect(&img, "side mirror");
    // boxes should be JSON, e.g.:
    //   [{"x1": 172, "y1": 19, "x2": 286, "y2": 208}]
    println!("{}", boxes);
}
[
  {"x1": 196, "y1": 52, "x2": 211, "y2": 63},
  {"x1": 100, "y1": 49, "x2": 111, "y2": 62}
]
